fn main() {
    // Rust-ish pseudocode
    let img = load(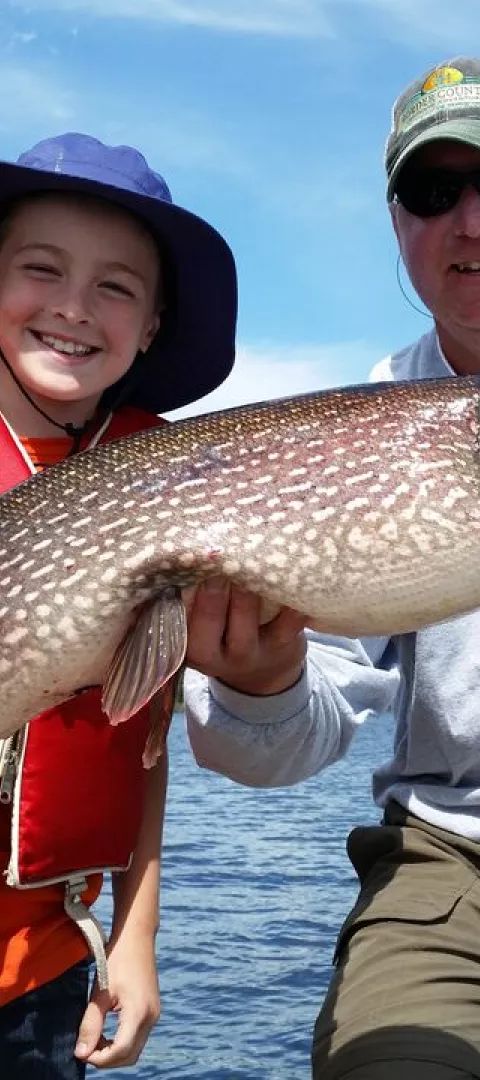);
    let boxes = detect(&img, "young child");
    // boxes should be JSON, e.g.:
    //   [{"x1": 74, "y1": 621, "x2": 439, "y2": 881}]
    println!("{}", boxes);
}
[{"x1": 0, "y1": 131, "x2": 237, "y2": 1076}]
